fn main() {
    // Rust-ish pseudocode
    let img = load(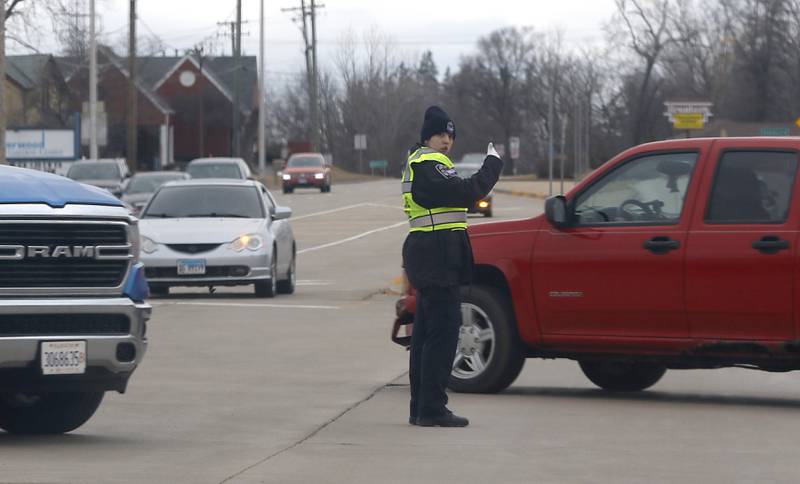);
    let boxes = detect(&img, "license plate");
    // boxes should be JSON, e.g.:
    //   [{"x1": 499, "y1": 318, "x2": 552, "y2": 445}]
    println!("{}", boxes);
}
[
  {"x1": 177, "y1": 259, "x2": 206, "y2": 275},
  {"x1": 298, "y1": 177, "x2": 307, "y2": 183},
  {"x1": 41, "y1": 341, "x2": 86, "y2": 375}
]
